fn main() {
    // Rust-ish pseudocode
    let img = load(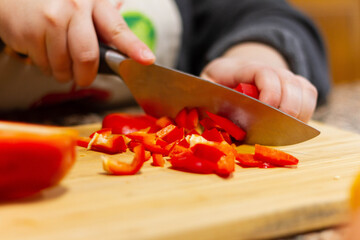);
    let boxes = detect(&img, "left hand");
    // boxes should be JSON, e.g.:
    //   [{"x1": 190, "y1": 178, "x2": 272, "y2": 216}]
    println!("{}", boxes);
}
[{"x1": 200, "y1": 44, "x2": 318, "y2": 123}]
